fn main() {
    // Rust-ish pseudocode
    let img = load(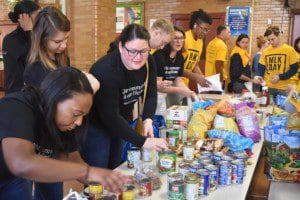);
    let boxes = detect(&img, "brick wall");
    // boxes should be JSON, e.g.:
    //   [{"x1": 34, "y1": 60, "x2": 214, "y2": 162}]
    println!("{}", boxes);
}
[
  {"x1": 0, "y1": 0, "x2": 9, "y2": 20},
  {"x1": 130, "y1": 0, "x2": 297, "y2": 55}
]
